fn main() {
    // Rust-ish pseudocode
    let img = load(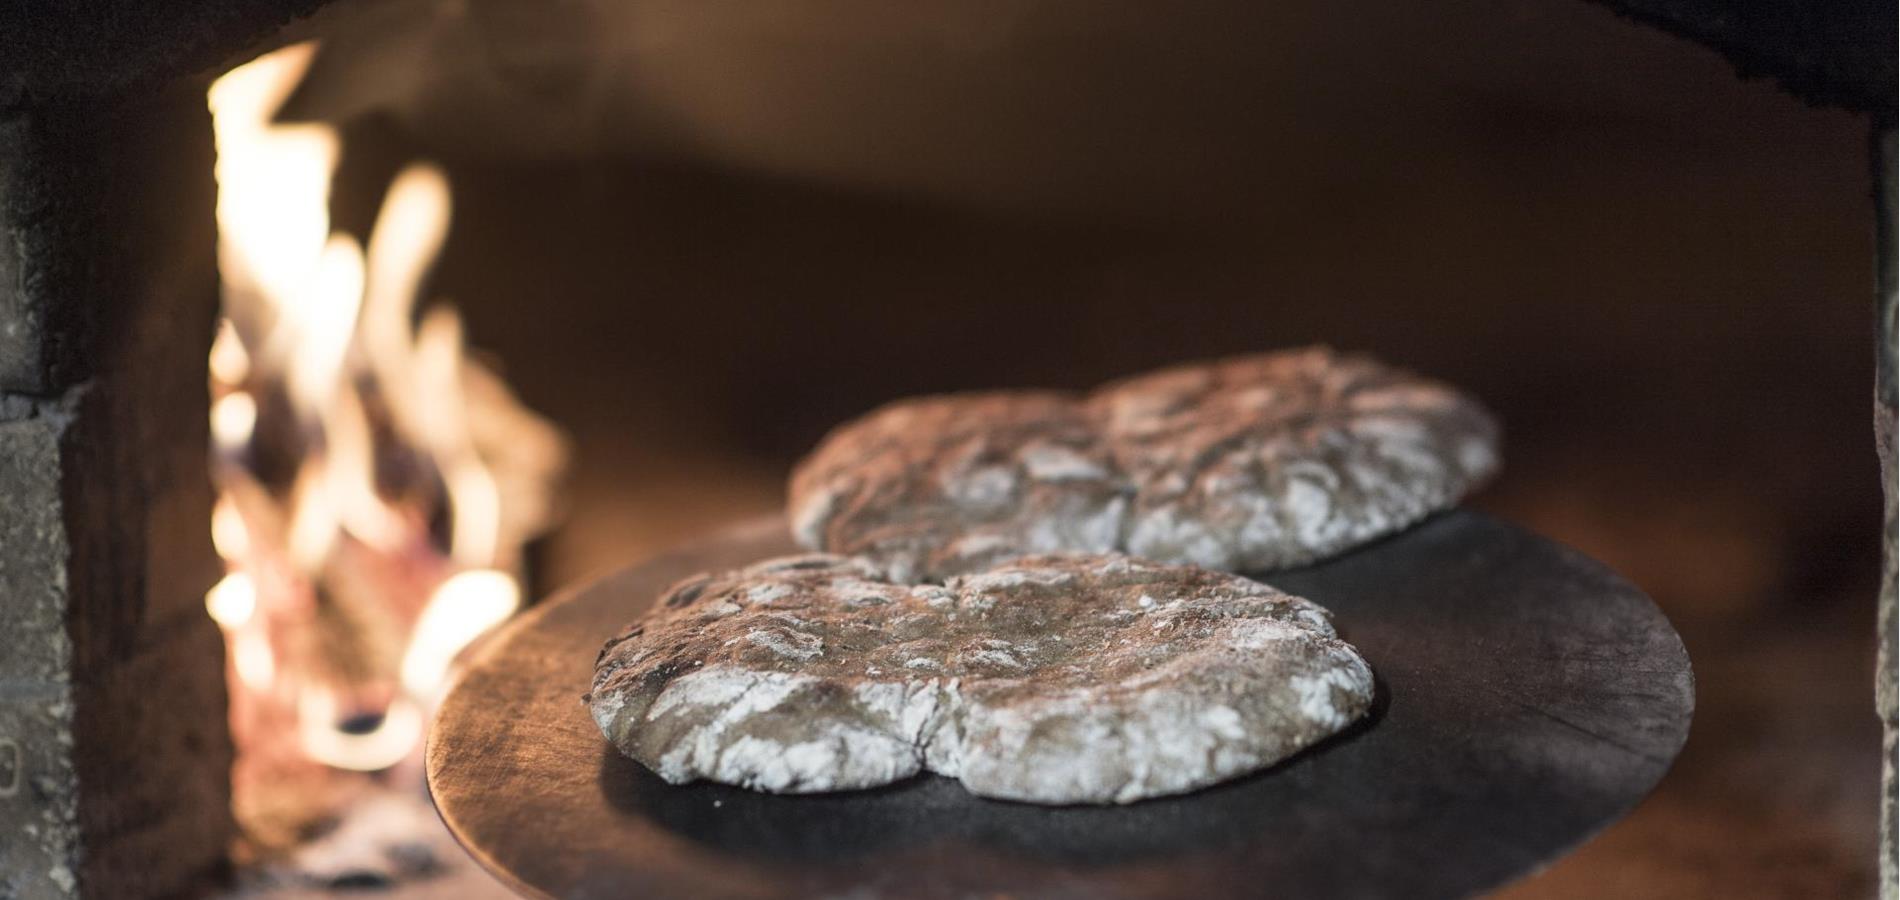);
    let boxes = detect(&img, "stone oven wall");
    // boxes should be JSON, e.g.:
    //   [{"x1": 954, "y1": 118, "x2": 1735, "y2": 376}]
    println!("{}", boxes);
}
[
  {"x1": 0, "y1": 83, "x2": 237, "y2": 898},
  {"x1": 0, "y1": 4, "x2": 322, "y2": 892}
]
